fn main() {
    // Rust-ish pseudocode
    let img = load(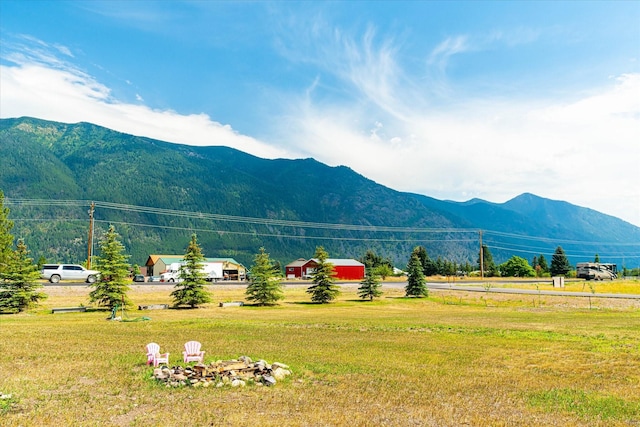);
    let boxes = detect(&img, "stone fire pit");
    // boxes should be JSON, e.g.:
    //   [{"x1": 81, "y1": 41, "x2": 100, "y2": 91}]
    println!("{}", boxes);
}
[{"x1": 153, "y1": 355, "x2": 291, "y2": 388}]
